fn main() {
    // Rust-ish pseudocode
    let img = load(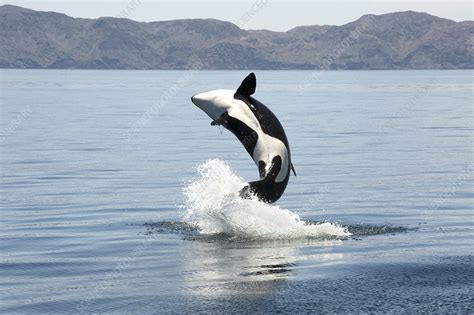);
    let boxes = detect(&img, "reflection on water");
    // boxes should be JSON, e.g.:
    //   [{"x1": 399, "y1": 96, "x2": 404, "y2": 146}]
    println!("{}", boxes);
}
[
  {"x1": 143, "y1": 219, "x2": 415, "y2": 305},
  {"x1": 179, "y1": 236, "x2": 345, "y2": 304},
  {"x1": 240, "y1": 262, "x2": 296, "y2": 277},
  {"x1": 145, "y1": 220, "x2": 348, "y2": 288}
]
